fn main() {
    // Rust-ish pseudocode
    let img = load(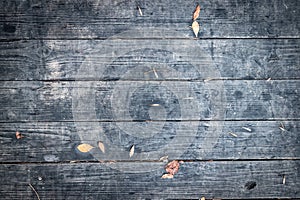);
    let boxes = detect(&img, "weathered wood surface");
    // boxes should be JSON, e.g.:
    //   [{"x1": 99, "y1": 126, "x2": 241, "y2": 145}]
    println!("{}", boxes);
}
[
  {"x1": 0, "y1": 161, "x2": 299, "y2": 199},
  {"x1": 1, "y1": 0, "x2": 299, "y2": 199},
  {"x1": 0, "y1": 0, "x2": 299, "y2": 39},
  {"x1": 0, "y1": 121, "x2": 299, "y2": 163},
  {"x1": 0, "y1": 39, "x2": 299, "y2": 81},
  {"x1": 0, "y1": 80, "x2": 299, "y2": 121}
]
